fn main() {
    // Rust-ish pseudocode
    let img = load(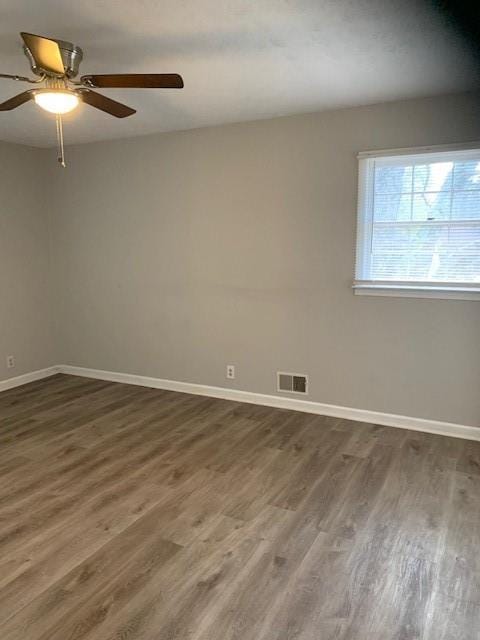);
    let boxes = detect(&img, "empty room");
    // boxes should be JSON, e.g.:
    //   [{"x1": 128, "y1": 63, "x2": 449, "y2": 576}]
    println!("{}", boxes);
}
[{"x1": 1, "y1": 1, "x2": 480, "y2": 638}]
